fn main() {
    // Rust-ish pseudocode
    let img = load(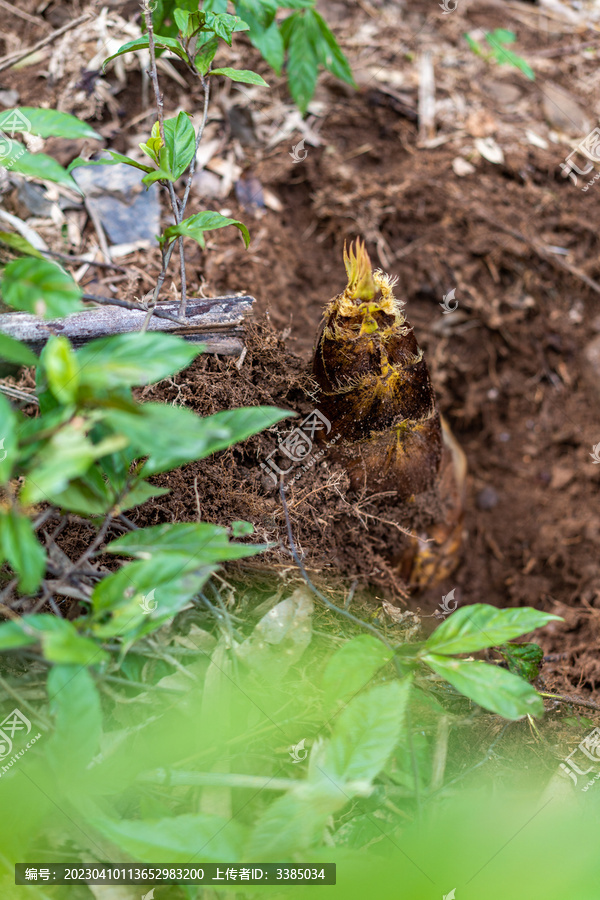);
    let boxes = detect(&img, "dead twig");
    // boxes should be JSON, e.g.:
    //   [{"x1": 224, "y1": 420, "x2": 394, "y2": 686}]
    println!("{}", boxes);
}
[{"x1": 0, "y1": 13, "x2": 91, "y2": 74}]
